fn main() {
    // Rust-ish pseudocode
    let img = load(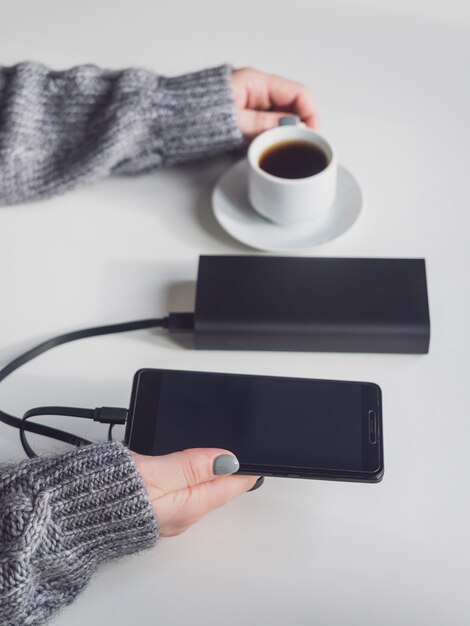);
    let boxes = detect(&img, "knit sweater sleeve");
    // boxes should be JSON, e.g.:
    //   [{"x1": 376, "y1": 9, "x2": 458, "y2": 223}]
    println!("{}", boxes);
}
[
  {"x1": 0, "y1": 63, "x2": 243, "y2": 205},
  {"x1": 0, "y1": 441, "x2": 158, "y2": 626}
]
